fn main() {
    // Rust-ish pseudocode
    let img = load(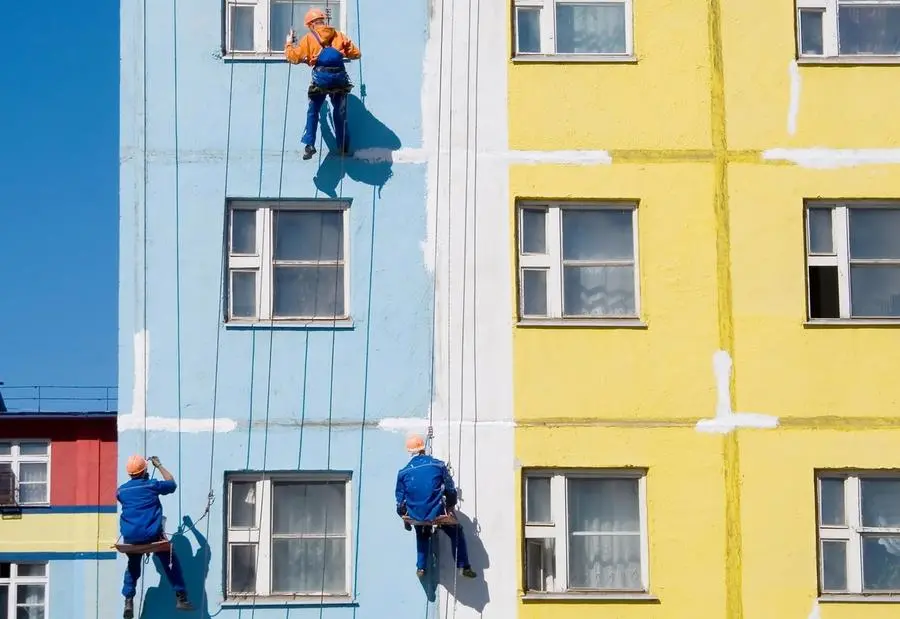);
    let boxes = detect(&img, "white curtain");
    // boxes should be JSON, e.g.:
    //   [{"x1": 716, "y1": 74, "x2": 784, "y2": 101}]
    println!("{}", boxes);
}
[{"x1": 567, "y1": 479, "x2": 642, "y2": 589}]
